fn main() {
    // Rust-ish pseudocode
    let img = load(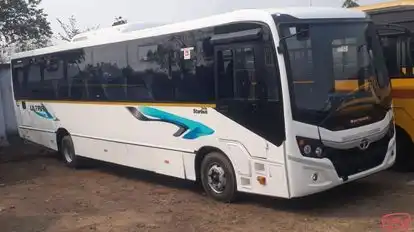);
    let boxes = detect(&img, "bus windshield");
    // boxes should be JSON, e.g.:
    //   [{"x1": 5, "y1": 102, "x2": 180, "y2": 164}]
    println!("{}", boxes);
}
[{"x1": 280, "y1": 21, "x2": 392, "y2": 130}]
